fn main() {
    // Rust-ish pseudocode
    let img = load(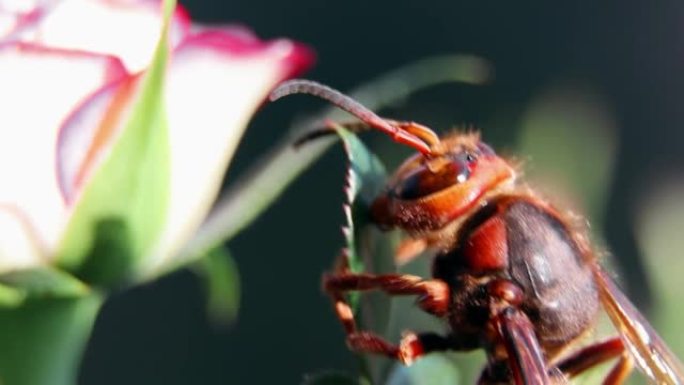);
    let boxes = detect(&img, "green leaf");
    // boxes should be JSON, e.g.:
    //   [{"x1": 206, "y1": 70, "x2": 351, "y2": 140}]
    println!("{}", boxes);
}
[
  {"x1": 636, "y1": 183, "x2": 684, "y2": 361},
  {"x1": 170, "y1": 55, "x2": 492, "y2": 277},
  {"x1": 385, "y1": 354, "x2": 461, "y2": 385},
  {"x1": 0, "y1": 283, "x2": 26, "y2": 307},
  {"x1": 517, "y1": 85, "x2": 616, "y2": 223},
  {"x1": 56, "y1": 0, "x2": 177, "y2": 286},
  {"x1": 194, "y1": 247, "x2": 240, "y2": 326},
  {"x1": 330, "y1": 125, "x2": 398, "y2": 384},
  {"x1": 333, "y1": 125, "x2": 388, "y2": 274},
  {"x1": 0, "y1": 267, "x2": 89, "y2": 306},
  {"x1": 0, "y1": 294, "x2": 103, "y2": 385},
  {"x1": 302, "y1": 371, "x2": 366, "y2": 385},
  {"x1": 330, "y1": 124, "x2": 394, "y2": 326}
]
